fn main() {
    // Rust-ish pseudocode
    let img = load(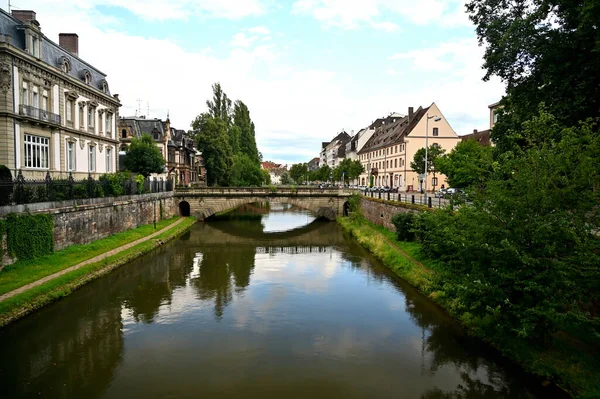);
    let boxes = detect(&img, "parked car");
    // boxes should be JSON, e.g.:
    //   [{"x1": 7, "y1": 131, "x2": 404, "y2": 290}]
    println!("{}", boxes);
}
[{"x1": 435, "y1": 188, "x2": 447, "y2": 198}]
